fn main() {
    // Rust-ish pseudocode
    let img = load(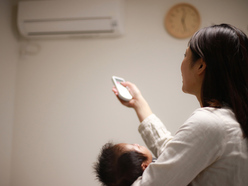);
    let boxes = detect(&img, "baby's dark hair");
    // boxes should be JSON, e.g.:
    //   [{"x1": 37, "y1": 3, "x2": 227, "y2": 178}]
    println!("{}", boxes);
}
[{"x1": 94, "y1": 142, "x2": 147, "y2": 186}]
